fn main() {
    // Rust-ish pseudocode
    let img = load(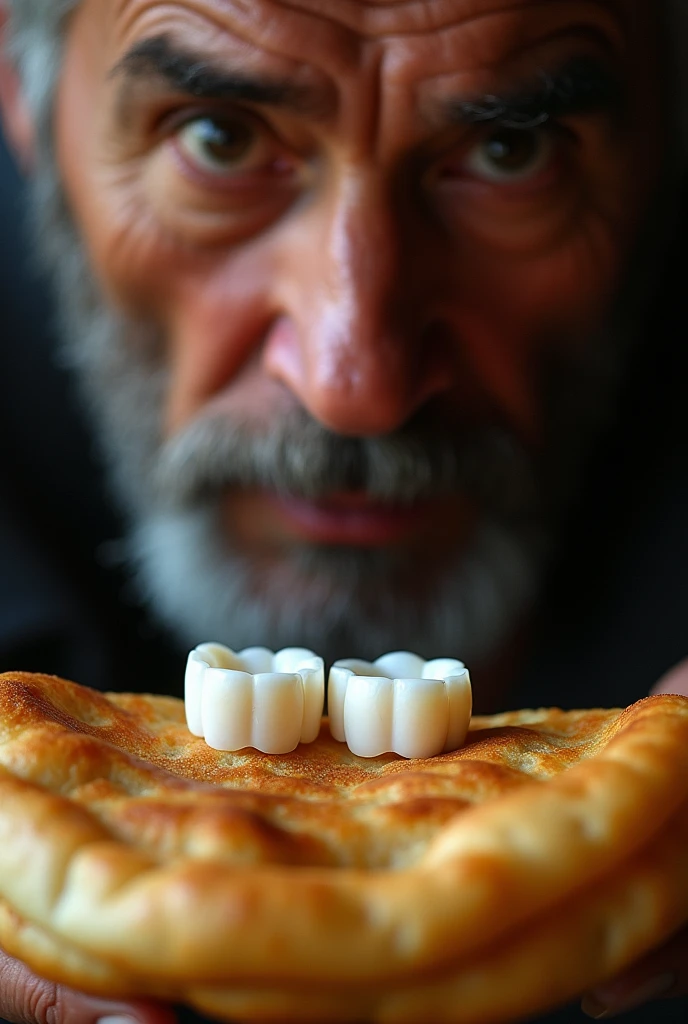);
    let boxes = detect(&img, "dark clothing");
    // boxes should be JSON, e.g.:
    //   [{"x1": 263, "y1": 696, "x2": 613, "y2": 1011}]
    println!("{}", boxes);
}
[{"x1": 2, "y1": 133, "x2": 688, "y2": 1024}]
